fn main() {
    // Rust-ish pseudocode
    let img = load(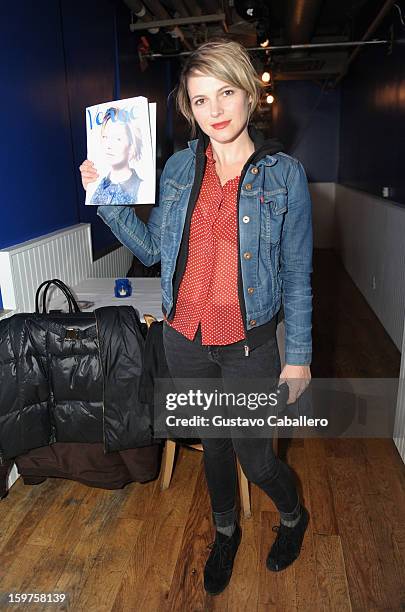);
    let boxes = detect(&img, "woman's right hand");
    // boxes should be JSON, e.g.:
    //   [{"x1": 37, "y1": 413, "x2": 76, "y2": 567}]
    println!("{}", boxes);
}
[{"x1": 79, "y1": 160, "x2": 99, "y2": 191}]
